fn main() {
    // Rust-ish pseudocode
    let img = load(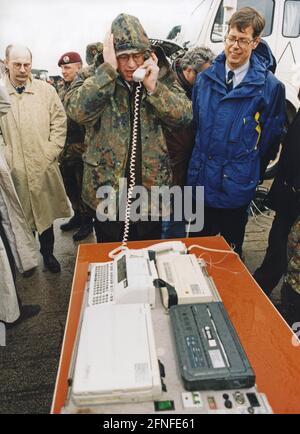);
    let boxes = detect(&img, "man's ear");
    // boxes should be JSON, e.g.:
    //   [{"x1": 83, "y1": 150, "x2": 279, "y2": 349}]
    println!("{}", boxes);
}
[{"x1": 253, "y1": 36, "x2": 261, "y2": 49}]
